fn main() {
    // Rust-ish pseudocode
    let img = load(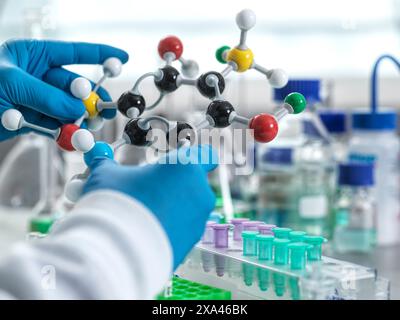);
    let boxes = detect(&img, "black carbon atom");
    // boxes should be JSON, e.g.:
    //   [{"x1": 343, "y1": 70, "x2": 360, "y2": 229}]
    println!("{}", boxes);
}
[
  {"x1": 166, "y1": 122, "x2": 195, "y2": 147},
  {"x1": 123, "y1": 118, "x2": 152, "y2": 146},
  {"x1": 117, "y1": 91, "x2": 146, "y2": 117},
  {"x1": 154, "y1": 66, "x2": 180, "y2": 93},
  {"x1": 206, "y1": 100, "x2": 235, "y2": 128},
  {"x1": 197, "y1": 71, "x2": 225, "y2": 99}
]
